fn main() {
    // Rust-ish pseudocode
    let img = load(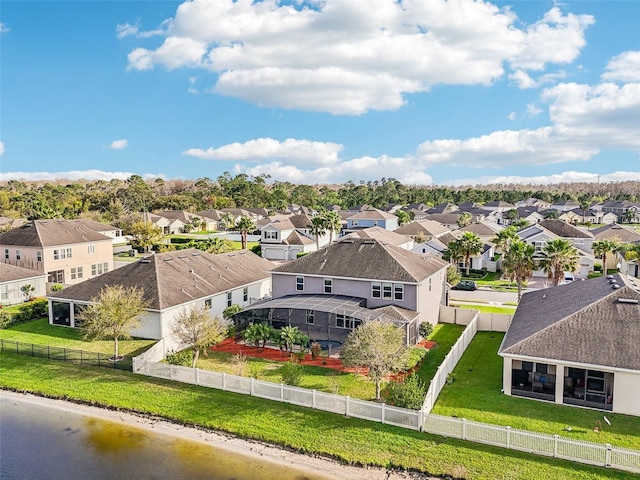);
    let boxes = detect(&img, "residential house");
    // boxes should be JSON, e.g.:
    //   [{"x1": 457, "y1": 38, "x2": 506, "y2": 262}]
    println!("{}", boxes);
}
[
  {"x1": 345, "y1": 207, "x2": 398, "y2": 232},
  {"x1": 196, "y1": 209, "x2": 226, "y2": 231},
  {"x1": 591, "y1": 223, "x2": 640, "y2": 245},
  {"x1": 47, "y1": 249, "x2": 273, "y2": 339},
  {"x1": 74, "y1": 219, "x2": 124, "y2": 244},
  {"x1": 499, "y1": 274, "x2": 640, "y2": 417},
  {"x1": 559, "y1": 209, "x2": 617, "y2": 226},
  {"x1": 458, "y1": 221, "x2": 503, "y2": 244},
  {"x1": 343, "y1": 226, "x2": 413, "y2": 250},
  {"x1": 515, "y1": 198, "x2": 552, "y2": 209},
  {"x1": 0, "y1": 220, "x2": 113, "y2": 286},
  {"x1": 394, "y1": 219, "x2": 450, "y2": 241},
  {"x1": 0, "y1": 263, "x2": 47, "y2": 305},
  {"x1": 234, "y1": 238, "x2": 449, "y2": 346},
  {"x1": 510, "y1": 206, "x2": 544, "y2": 225},
  {"x1": 425, "y1": 203, "x2": 459, "y2": 214},
  {"x1": 259, "y1": 214, "x2": 329, "y2": 261},
  {"x1": 551, "y1": 200, "x2": 580, "y2": 212},
  {"x1": 483, "y1": 201, "x2": 516, "y2": 213},
  {"x1": 421, "y1": 213, "x2": 464, "y2": 230},
  {"x1": 0, "y1": 217, "x2": 27, "y2": 232},
  {"x1": 601, "y1": 201, "x2": 640, "y2": 223},
  {"x1": 538, "y1": 219, "x2": 595, "y2": 253}
]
